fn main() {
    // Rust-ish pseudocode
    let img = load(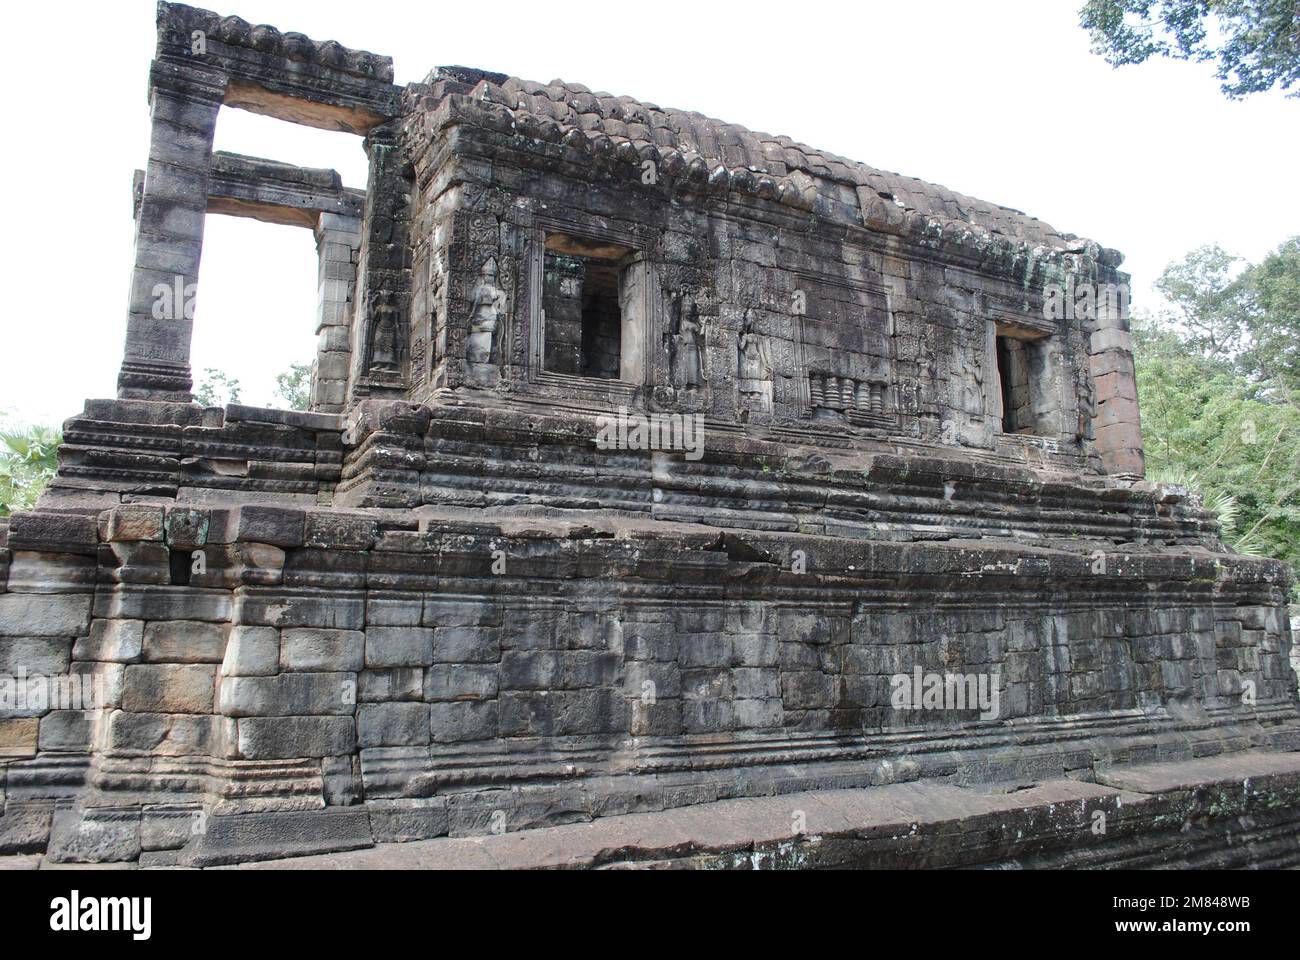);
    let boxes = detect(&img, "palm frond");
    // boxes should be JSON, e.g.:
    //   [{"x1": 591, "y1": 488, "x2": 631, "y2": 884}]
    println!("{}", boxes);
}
[{"x1": 1201, "y1": 488, "x2": 1240, "y2": 535}]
